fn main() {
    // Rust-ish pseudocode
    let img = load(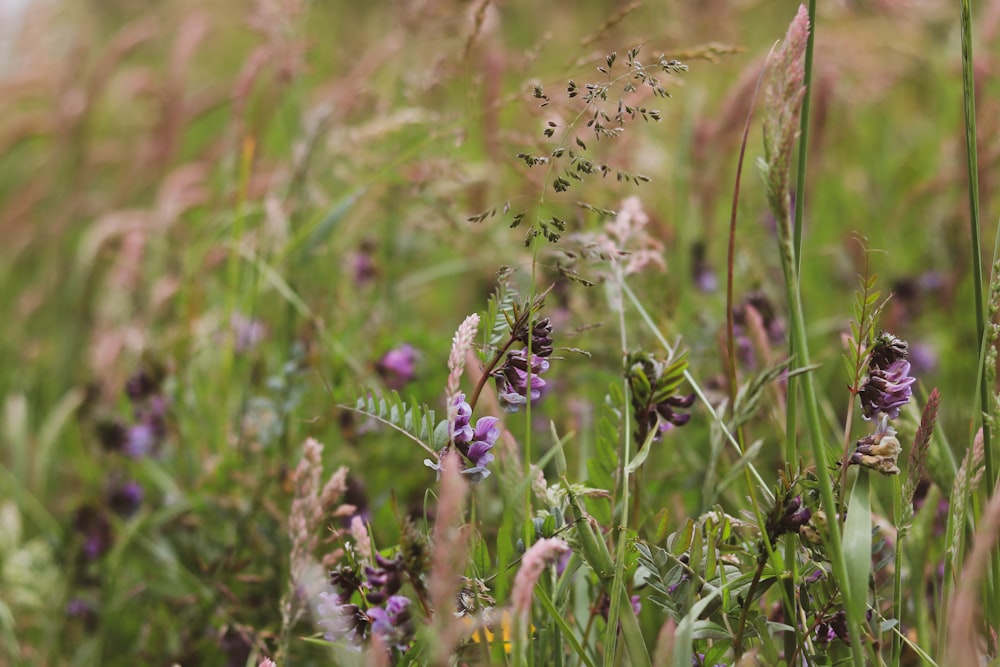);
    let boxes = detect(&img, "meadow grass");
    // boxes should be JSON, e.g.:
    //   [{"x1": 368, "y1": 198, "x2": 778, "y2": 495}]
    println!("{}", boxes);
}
[{"x1": 2, "y1": 1, "x2": 1000, "y2": 665}]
